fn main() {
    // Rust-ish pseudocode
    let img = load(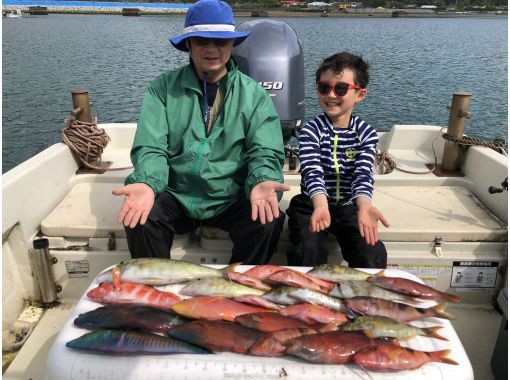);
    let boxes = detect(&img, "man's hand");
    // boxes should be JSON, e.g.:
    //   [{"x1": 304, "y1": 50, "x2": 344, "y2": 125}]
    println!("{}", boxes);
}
[
  {"x1": 250, "y1": 181, "x2": 290, "y2": 224},
  {"x1": 112, "y1": 183, "x2": 155, "y2": 228},
  {"x1": 309, "y1": 193, "x2": 331, "y2": 233},
  {"x1": 356, "y1": 197, "x2": 390, "y2": 246}
]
